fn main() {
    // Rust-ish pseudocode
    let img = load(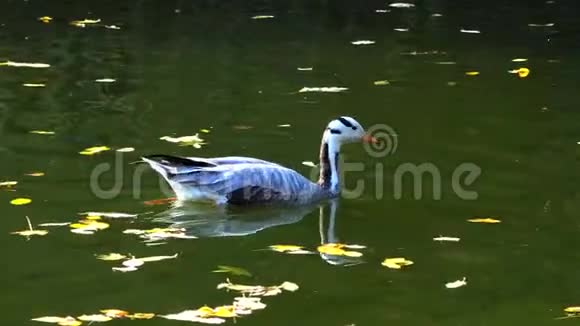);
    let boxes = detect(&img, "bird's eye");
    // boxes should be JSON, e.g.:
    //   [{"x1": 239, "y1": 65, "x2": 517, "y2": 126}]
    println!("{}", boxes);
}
[{"x1": 351, "y1": 126, "x2": 357, "y2": 130}]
